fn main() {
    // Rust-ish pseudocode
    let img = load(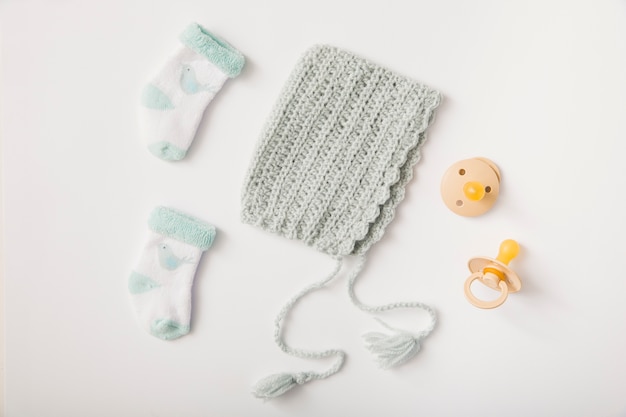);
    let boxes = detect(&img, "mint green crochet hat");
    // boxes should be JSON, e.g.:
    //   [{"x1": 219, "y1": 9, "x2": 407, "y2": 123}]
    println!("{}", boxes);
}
[{"x1": 242, "y1": 45, "x2": 441, "y2": 399}]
